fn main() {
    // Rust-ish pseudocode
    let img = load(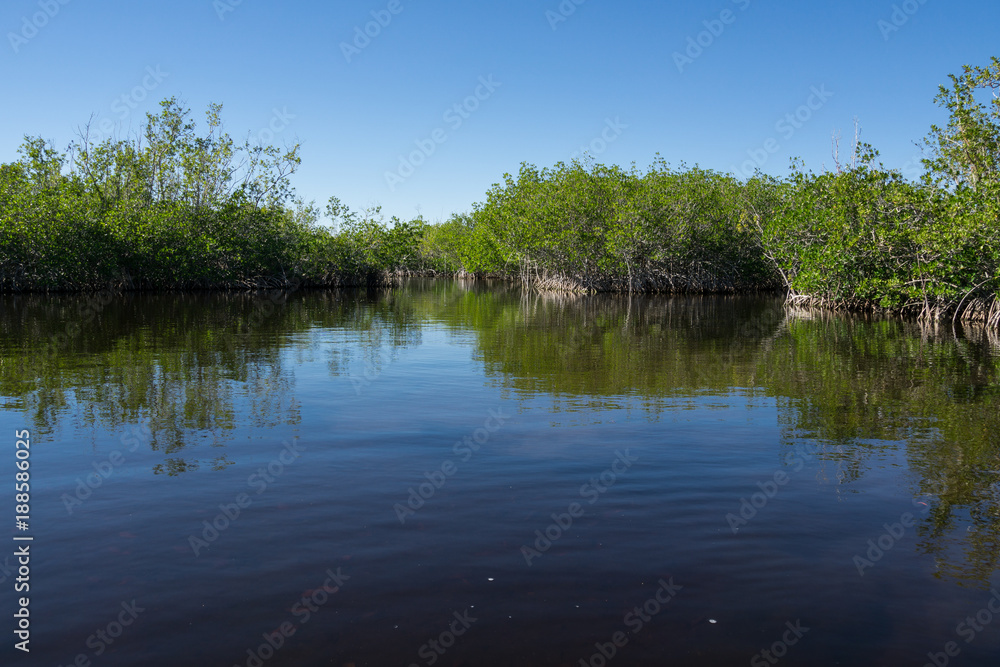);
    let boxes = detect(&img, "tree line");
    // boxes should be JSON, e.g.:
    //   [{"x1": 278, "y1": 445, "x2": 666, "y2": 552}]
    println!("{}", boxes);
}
[
  {"x1": 432, "y1": 57, "x2": 1000, "y2": 326},
  {"x1": 2, "y1": 58, "x2": 998, "y2": 326},
  {"x1": 0, "y1": 97, "x2": 425, "y2": 291}
]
